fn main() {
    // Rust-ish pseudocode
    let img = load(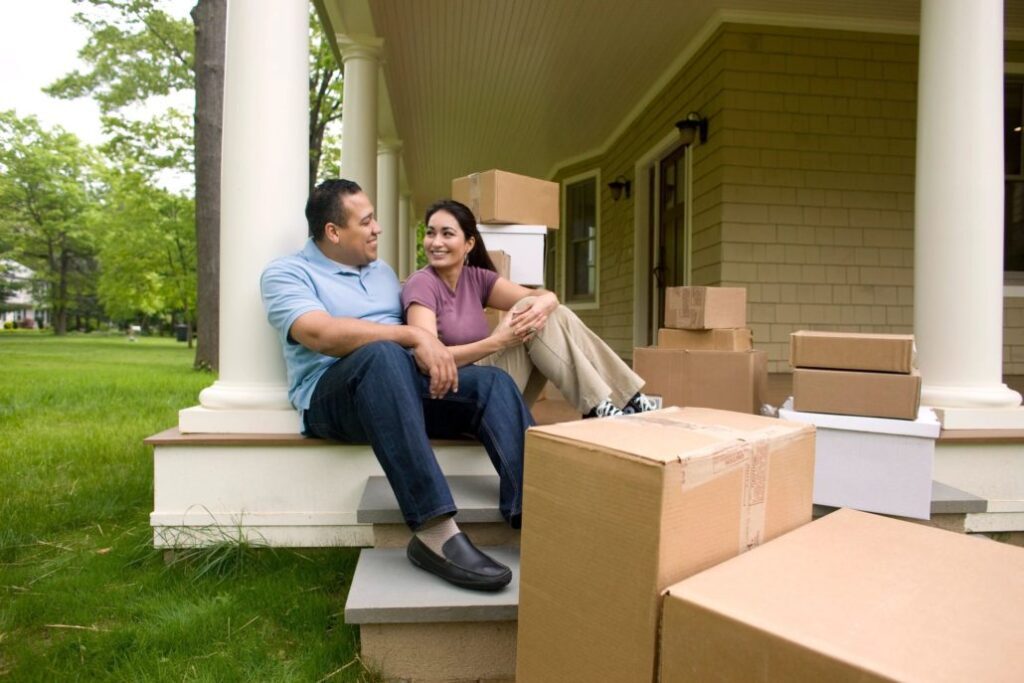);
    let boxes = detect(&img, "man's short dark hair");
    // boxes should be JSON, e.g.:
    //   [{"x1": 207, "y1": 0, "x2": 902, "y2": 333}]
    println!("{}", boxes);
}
[{"x1": 306, "y1": 179, "x2": 363, "y2": 241}]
